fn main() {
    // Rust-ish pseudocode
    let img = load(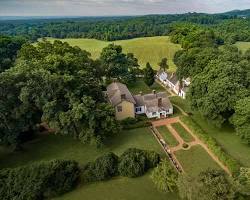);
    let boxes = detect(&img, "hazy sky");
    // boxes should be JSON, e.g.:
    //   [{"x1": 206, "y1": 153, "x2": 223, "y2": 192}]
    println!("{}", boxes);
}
[{"x1": 0, "y1": 0, "x2": 250, "y2": 16}]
